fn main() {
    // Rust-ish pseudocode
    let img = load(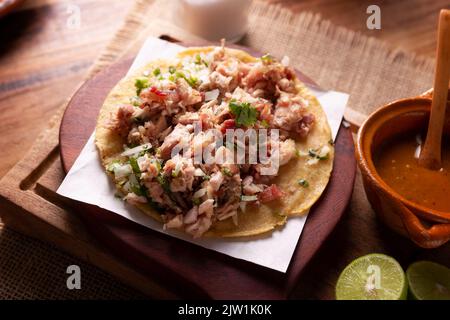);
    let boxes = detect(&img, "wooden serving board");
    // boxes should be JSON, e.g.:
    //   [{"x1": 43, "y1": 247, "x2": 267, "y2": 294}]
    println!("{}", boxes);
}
[{"x1": 59, "y1": 53, "x2": 356, "y2": 298}]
